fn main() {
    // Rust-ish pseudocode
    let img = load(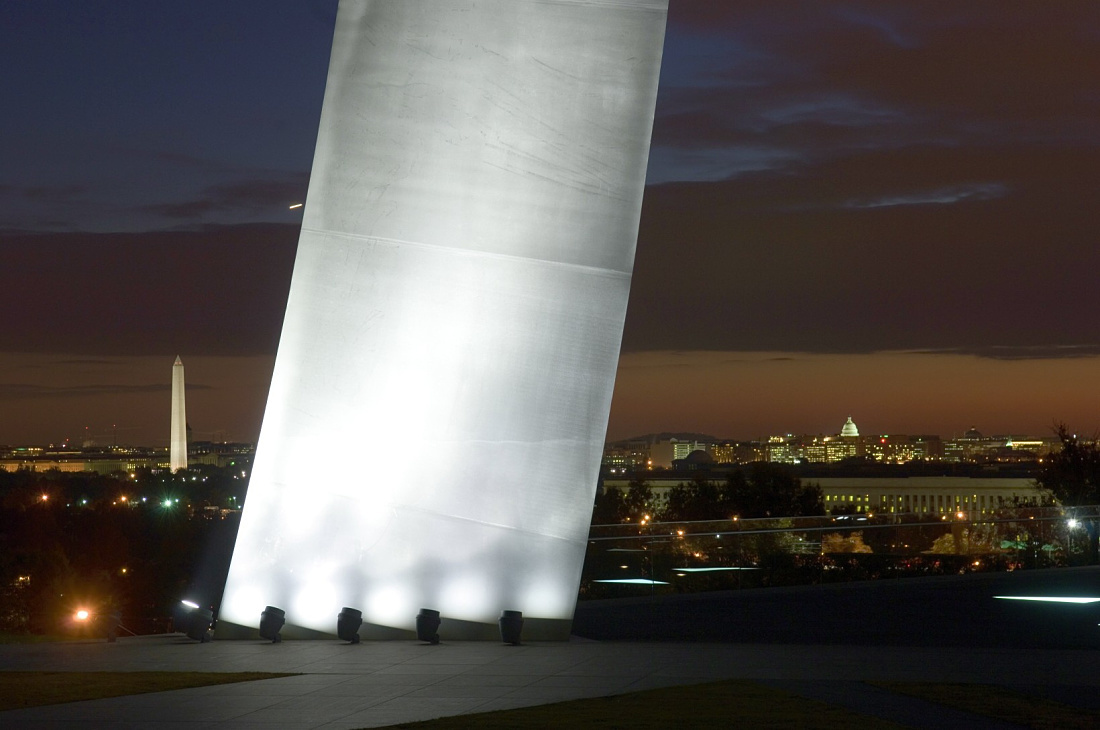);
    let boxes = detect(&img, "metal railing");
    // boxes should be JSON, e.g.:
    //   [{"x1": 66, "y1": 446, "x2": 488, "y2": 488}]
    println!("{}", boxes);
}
[{"x1": 580, "y1": 505, "x2": 1099, "y2": 599}]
